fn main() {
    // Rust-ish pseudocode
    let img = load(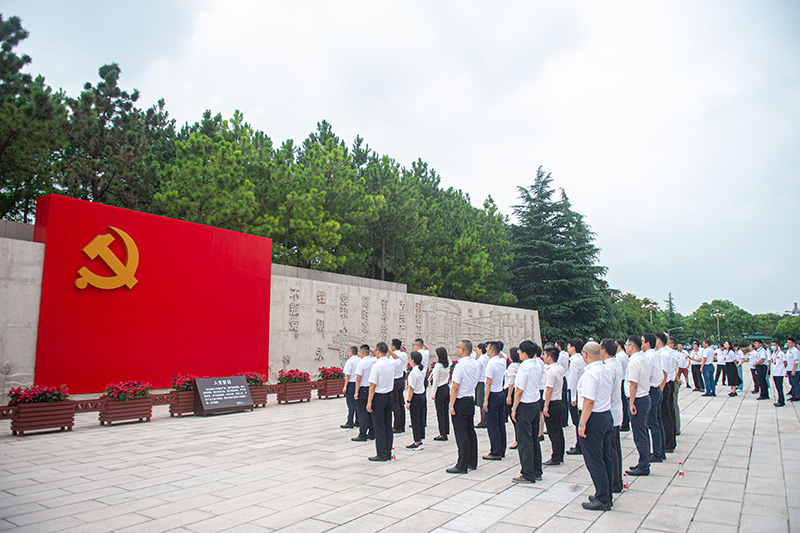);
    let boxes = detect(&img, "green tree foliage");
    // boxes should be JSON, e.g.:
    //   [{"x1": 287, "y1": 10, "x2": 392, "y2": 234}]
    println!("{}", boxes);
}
[
  {"x1": 0, "y1": 15, "x2": 67, "y2": 221},
  {"x1": 509, "y1": 166, "x2": 611, "y2": 340}
]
